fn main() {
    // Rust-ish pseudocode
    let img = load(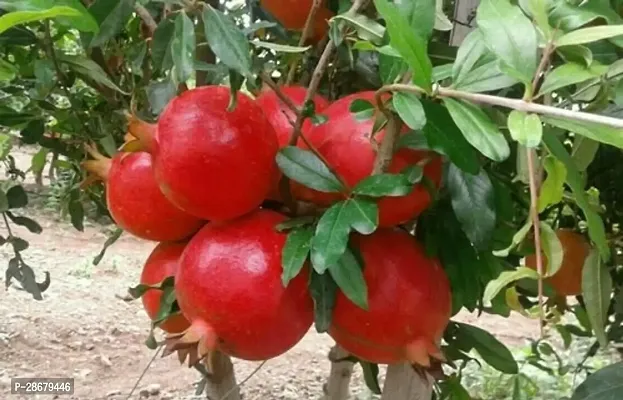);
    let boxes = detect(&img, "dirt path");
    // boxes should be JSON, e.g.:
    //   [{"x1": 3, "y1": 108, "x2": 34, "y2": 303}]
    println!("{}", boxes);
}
[{"x1": 0, "y1": 146, "x2": 540, "y2": 400}]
